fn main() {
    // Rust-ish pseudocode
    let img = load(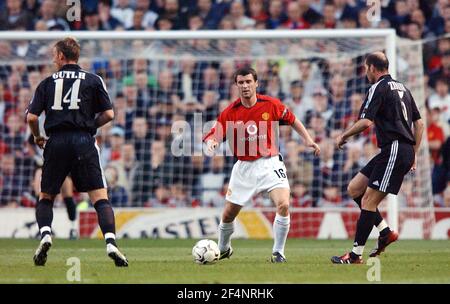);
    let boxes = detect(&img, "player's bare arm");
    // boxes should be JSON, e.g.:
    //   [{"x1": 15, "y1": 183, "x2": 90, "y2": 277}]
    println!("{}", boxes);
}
[
  {"x1": 335, "y1": 118, "x2": 373, "y2": 150},
  {"x1": 26, "y1": 112, "x2": 45, "y2": 149},
  {"x1": 411, "y1": 118, "x2": 425, "y2": 171},
  {"x1": 95, "y1": 109, "x2": 115, "y2": 128},
  {"x1": 291, "y1": 118, "x2": 320, "y2": 156}
]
